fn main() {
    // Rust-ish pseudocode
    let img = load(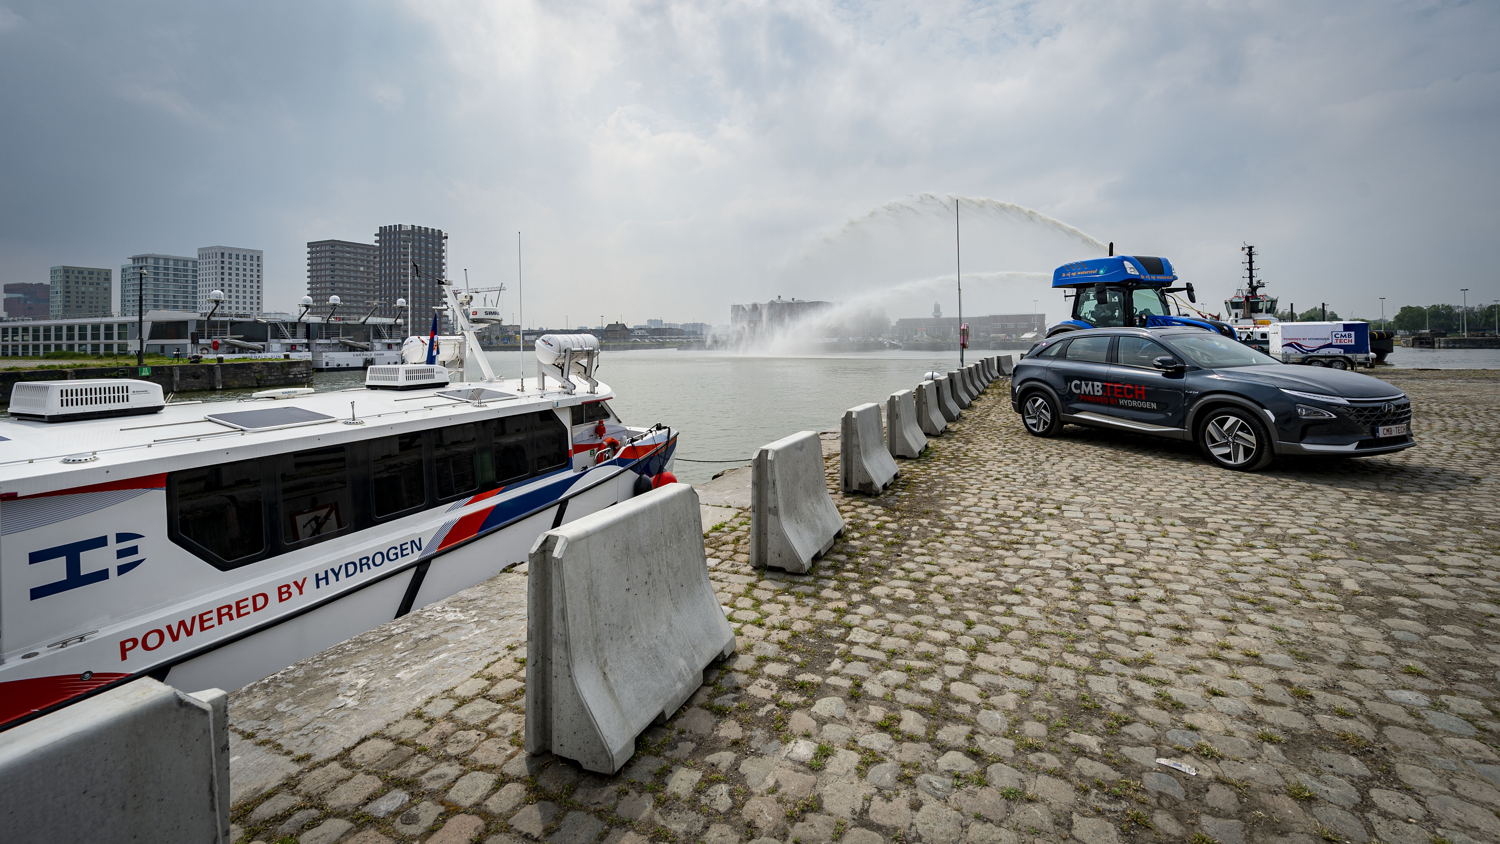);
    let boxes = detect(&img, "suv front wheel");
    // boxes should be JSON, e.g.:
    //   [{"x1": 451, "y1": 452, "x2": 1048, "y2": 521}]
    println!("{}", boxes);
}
[
  {"x1": 1020, "y1": 390, "x2": 1062, "y2": 437},
  {"x1": 1196, "y1": 406, "x2": 1274, "y2": 471}
]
